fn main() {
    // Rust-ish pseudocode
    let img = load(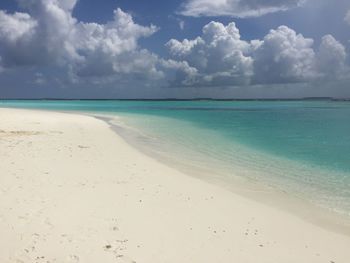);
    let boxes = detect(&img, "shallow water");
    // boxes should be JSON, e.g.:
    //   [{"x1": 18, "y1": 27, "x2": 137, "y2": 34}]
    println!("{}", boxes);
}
[{"x1": 1, "y1": 100, "x2": 350, "y2": 215}]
